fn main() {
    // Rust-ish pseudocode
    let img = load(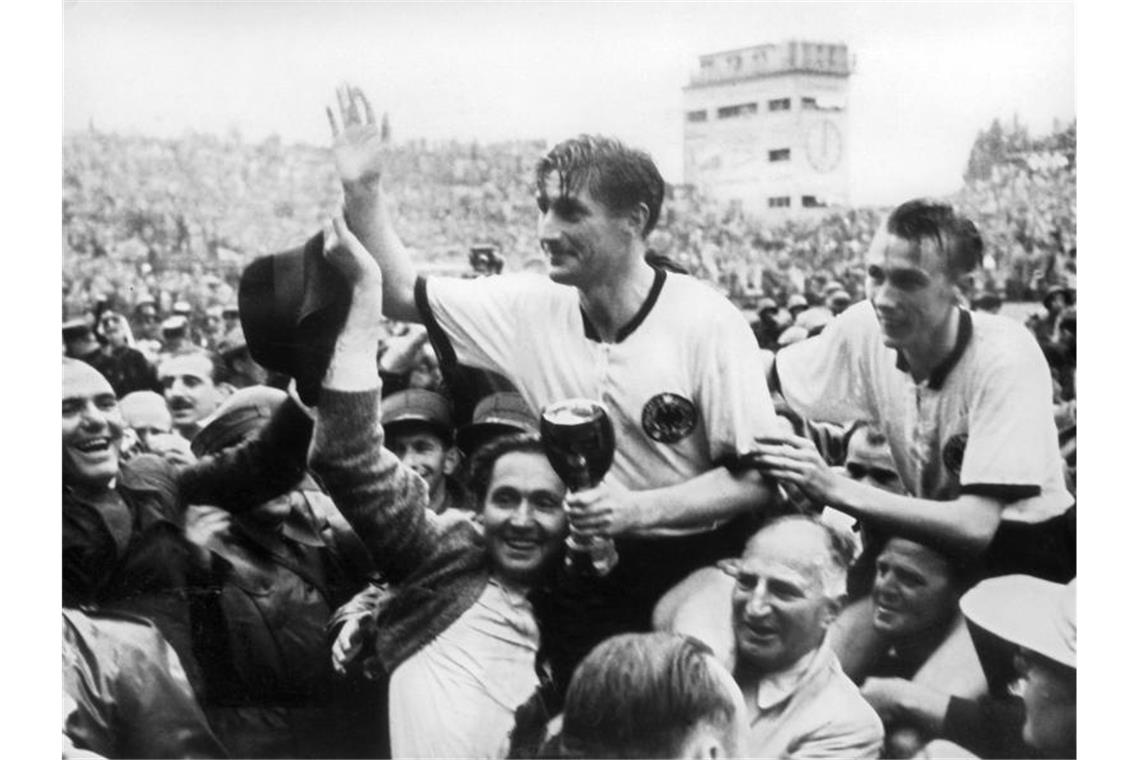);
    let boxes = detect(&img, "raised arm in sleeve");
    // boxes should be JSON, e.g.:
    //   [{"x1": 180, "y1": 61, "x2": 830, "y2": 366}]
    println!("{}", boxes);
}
[
  {"x1": 175, "y1": 398, "x2": 313, "y2": 514},
  {"x1": 308, "y1": 387, "x2": 444, "y2": 583}
]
